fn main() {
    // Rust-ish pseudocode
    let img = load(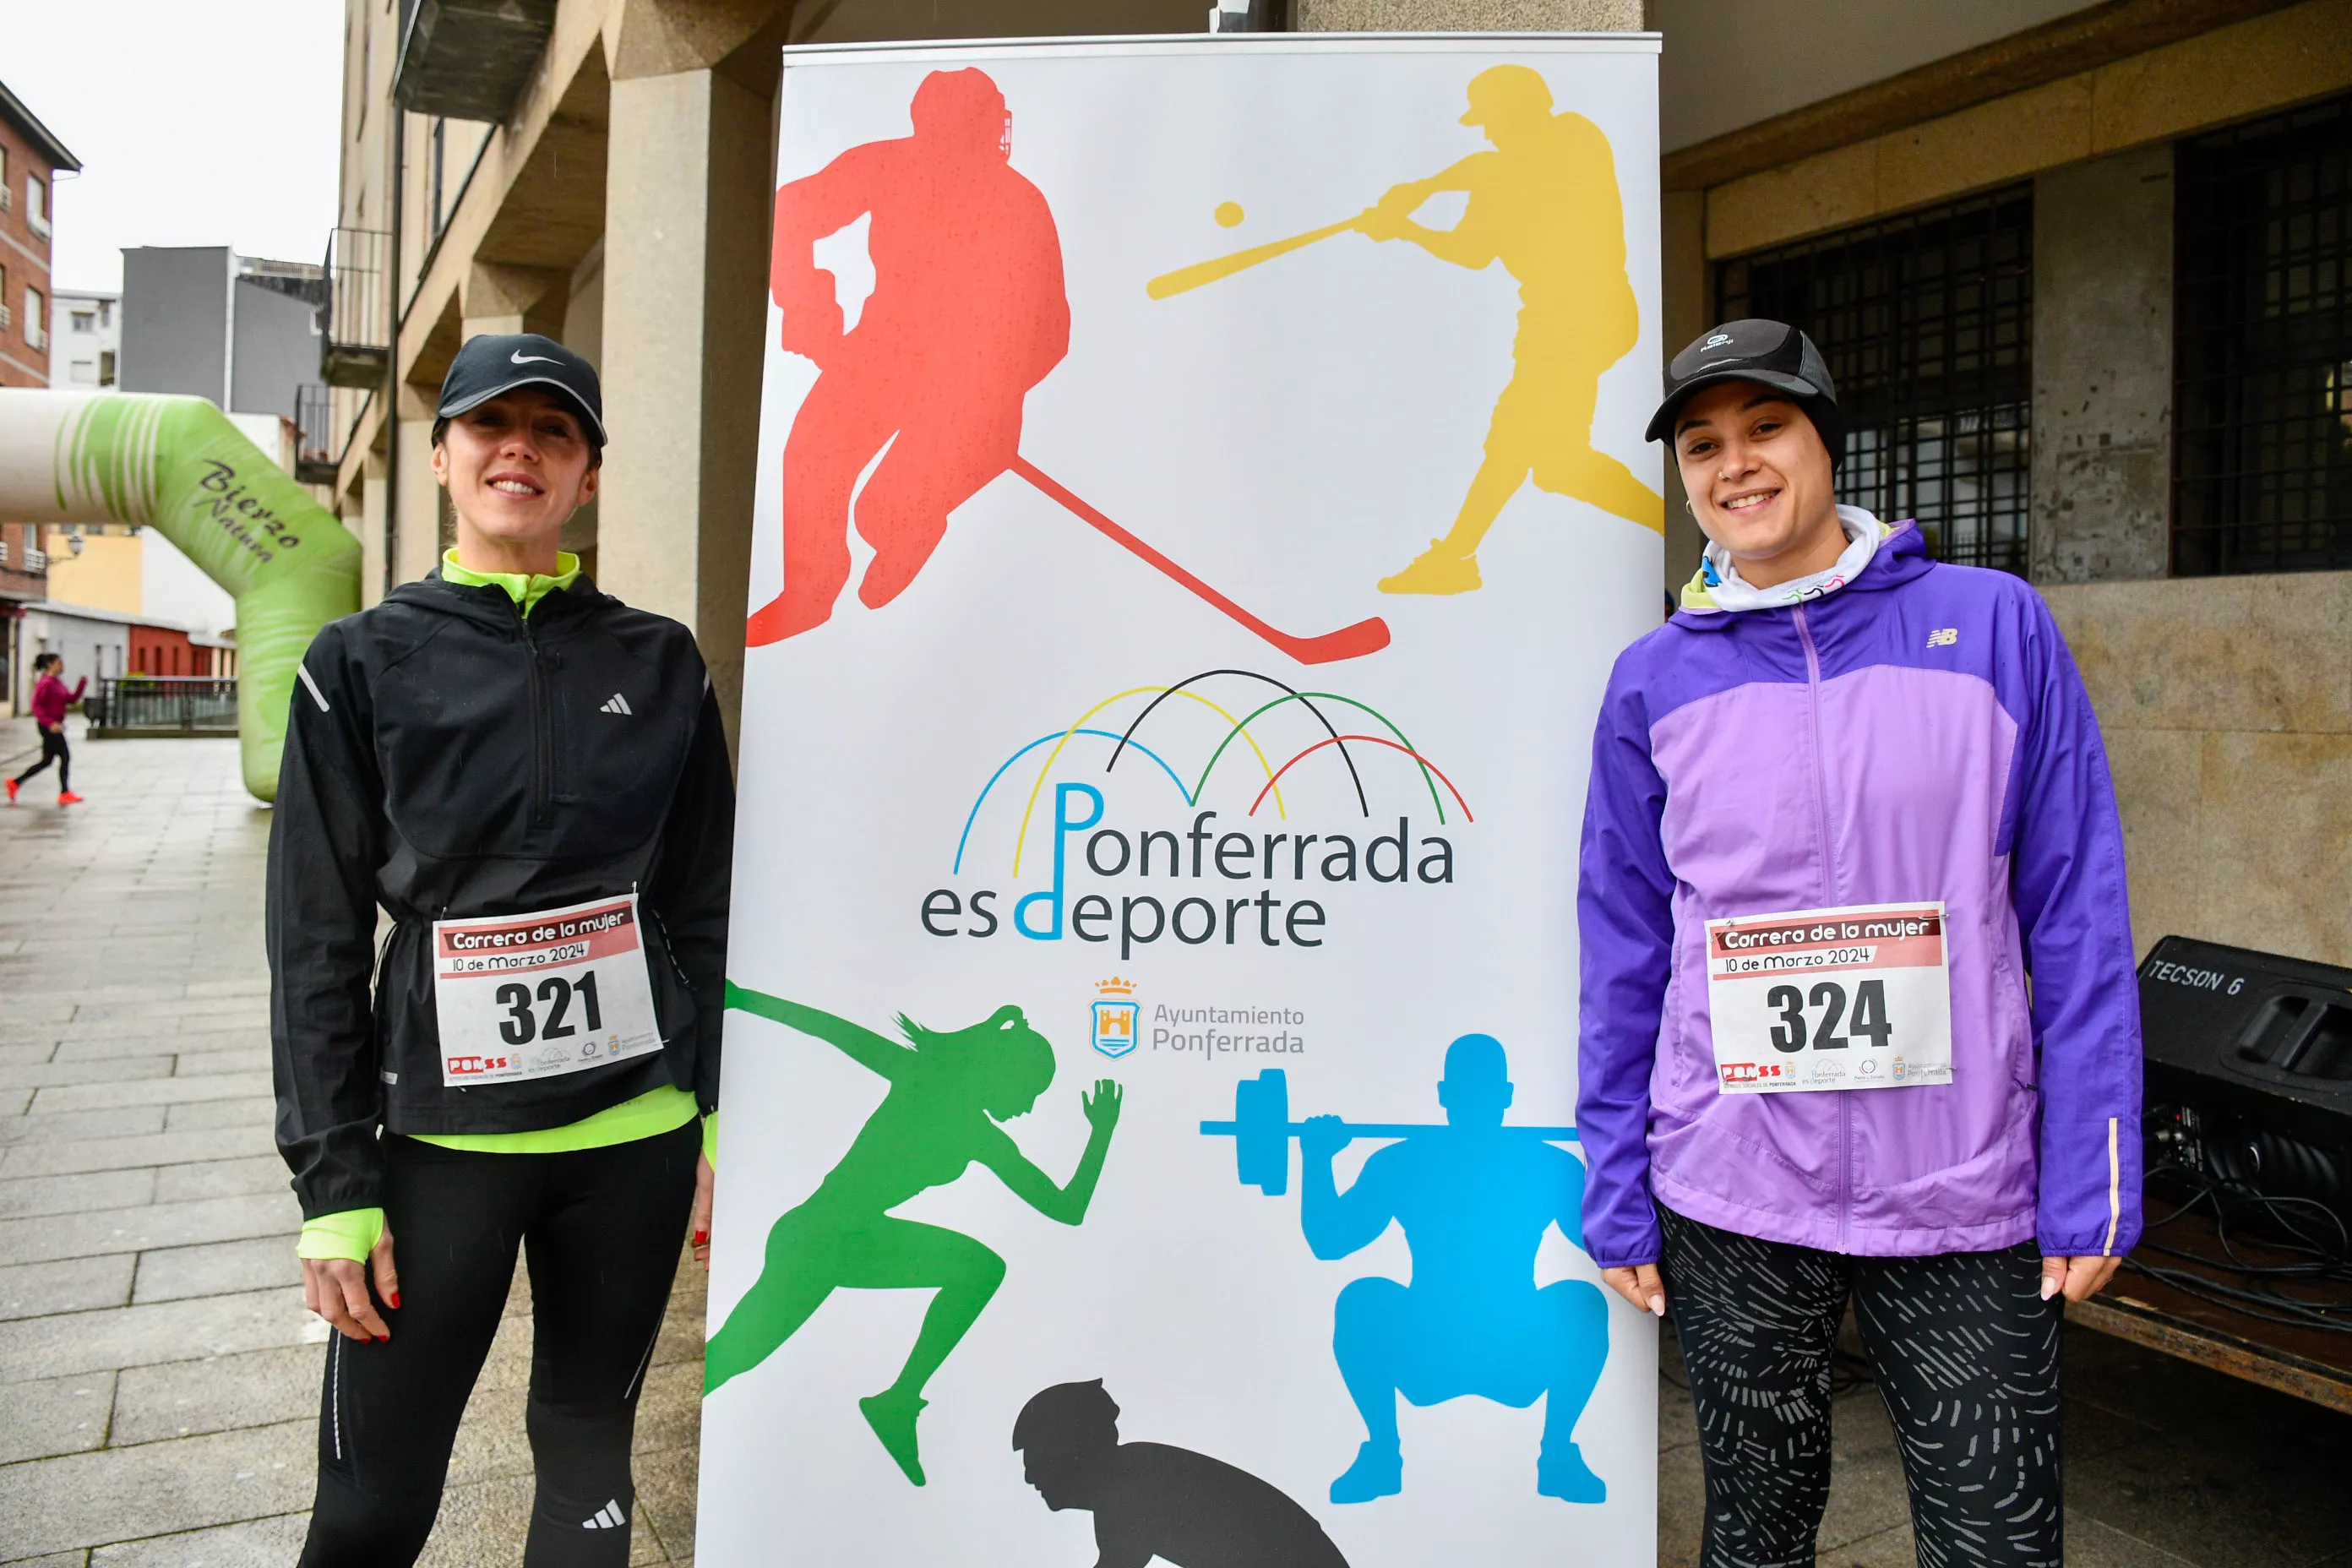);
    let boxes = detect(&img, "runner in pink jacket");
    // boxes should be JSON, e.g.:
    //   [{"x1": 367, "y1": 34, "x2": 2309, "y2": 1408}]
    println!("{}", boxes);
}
[
  {"x1": 1578, "y1": 319, "x2": 2141, "y2": 1568},
  {"x1": 9, "y1": 653, "x2": 86, "y2": 805}
]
